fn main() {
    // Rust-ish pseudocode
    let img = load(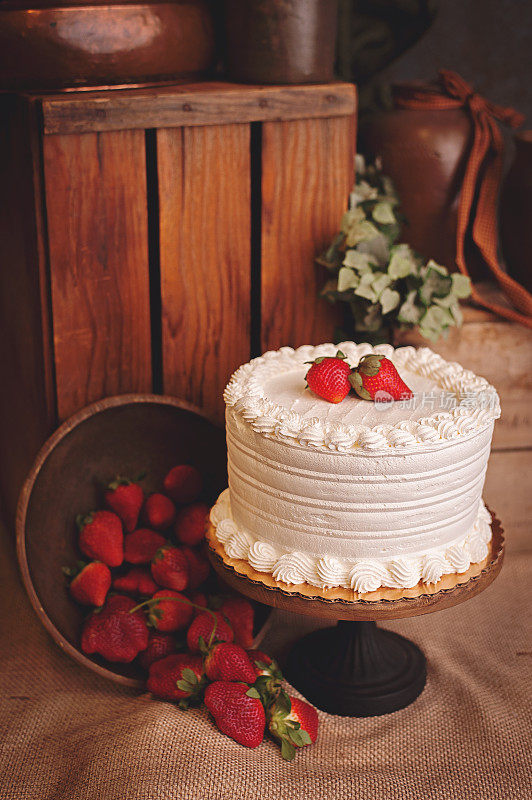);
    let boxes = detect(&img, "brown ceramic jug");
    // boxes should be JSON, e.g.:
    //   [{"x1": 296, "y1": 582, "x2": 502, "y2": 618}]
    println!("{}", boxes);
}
[
  {"x1": 223, "y1": 0, "x2": 338, "y2": 85},
  {"x1": 500, "y1": 131, "x2": 532, "y2": 293},
  {"x1": 0, "y1": 0, "x2": 216, "y2": 90},
  {"x1": 360, "y1": 83, "x2": 475, "y2": 275}
]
